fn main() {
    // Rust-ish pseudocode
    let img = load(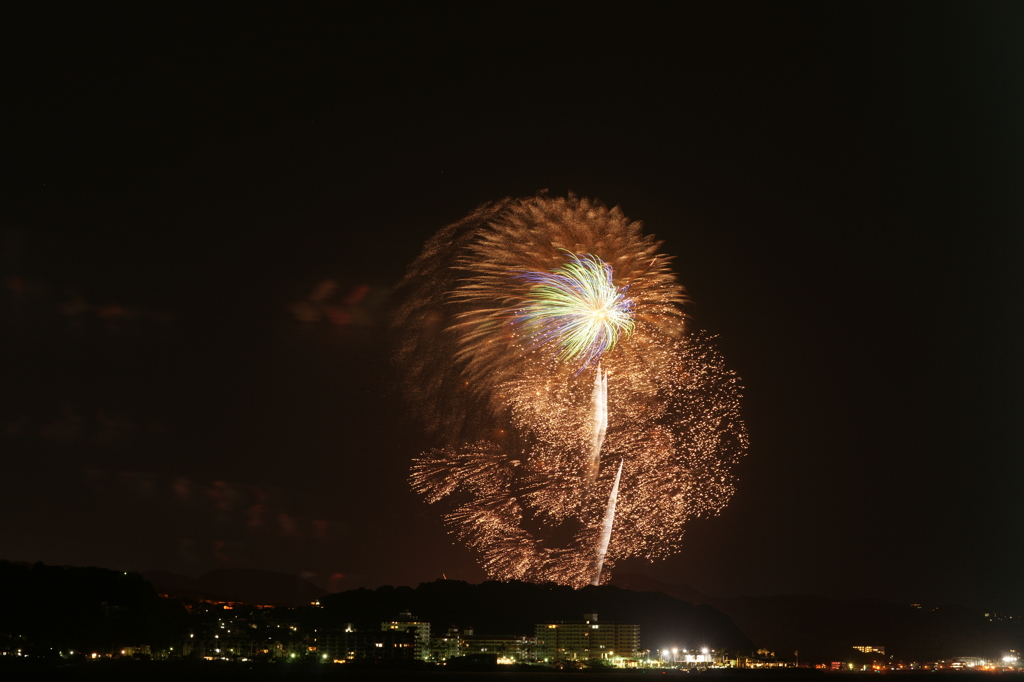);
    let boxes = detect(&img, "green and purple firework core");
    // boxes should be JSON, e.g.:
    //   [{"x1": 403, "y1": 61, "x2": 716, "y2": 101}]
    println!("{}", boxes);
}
[
  {"x1": 393, "y1": 194, "x2": 747, "y2": 587},
  {"x1": 515, "y1": 252, "x2": 636, "y2": 368}
]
